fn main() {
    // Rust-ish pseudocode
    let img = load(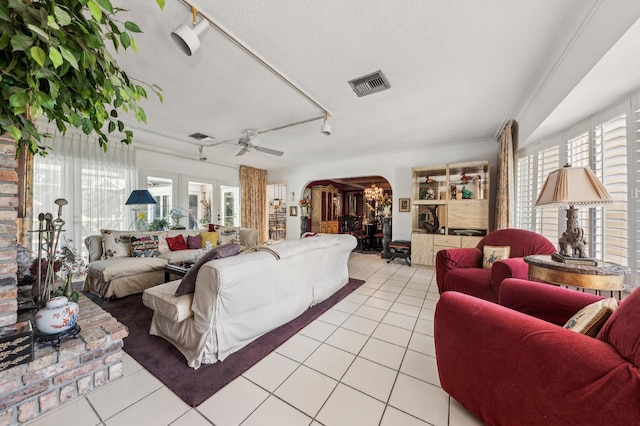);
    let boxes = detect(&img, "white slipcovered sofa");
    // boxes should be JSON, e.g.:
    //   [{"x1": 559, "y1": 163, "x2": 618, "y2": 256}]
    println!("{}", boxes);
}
[
  {"x1": 83, "y1": 228, "x2": 259, "y2": 299},
  {"x1": 142, "y1": 234, "x2": 357, "y2": 369}
]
